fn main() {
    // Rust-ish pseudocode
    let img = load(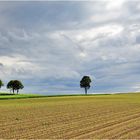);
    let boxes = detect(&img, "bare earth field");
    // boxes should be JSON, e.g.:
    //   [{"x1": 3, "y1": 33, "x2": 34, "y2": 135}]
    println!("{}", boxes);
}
[{"x1": 0, "y1": 93, "x2": 140, "y2": 139}]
